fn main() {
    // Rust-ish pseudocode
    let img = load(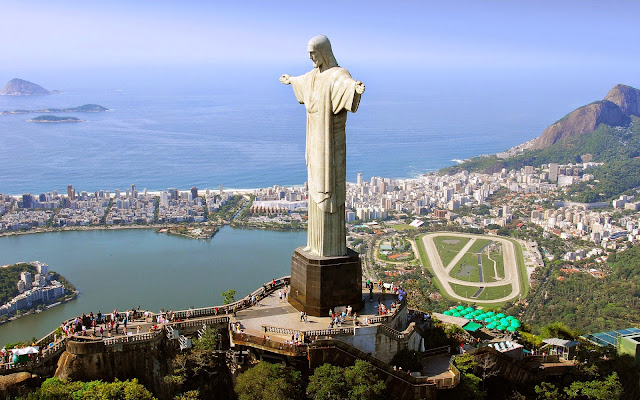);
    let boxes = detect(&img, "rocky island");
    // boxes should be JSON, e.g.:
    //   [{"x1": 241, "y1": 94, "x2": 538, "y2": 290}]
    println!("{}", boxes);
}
[
  {"x1": 28, "y1": 115, "x2": 83, "y2": 123},
  {"x1": 0, "y1": 78, "x2": 51, "y2": 96},
  {"x1": 1, "y1": 104, "x2": 109, "y2": 115}
]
